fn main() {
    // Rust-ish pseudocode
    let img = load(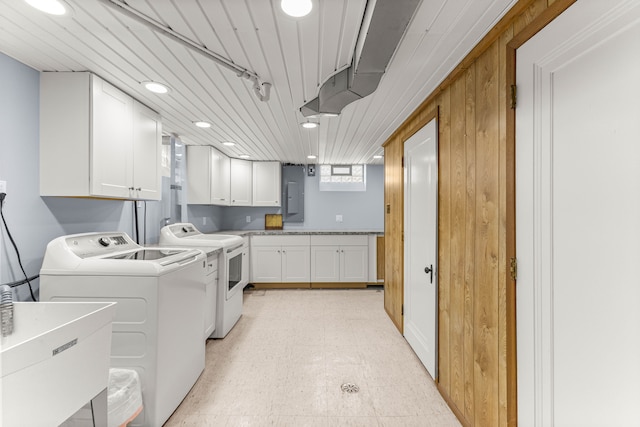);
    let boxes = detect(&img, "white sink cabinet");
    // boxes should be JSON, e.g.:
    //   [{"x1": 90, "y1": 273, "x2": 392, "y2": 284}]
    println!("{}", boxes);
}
[{"x1": 1, "y1": 301, "x2": 116, "y2": 427}]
